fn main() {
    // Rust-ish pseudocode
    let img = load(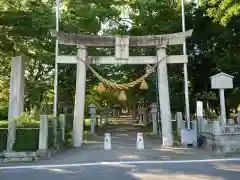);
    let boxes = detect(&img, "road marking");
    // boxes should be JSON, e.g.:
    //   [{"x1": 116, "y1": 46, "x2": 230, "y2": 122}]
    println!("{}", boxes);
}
[{"x1": 0, "y1": 158, "x2": 240, "y2": 170}]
